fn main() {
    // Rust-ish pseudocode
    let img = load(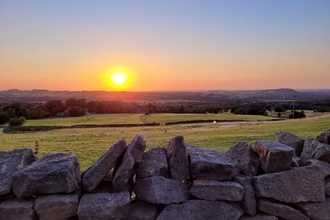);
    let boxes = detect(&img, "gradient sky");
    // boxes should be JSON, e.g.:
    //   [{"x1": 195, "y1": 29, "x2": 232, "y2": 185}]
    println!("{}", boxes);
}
[{"x1": 1, "y1": 1, "x2": 329, "y2": 91}]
